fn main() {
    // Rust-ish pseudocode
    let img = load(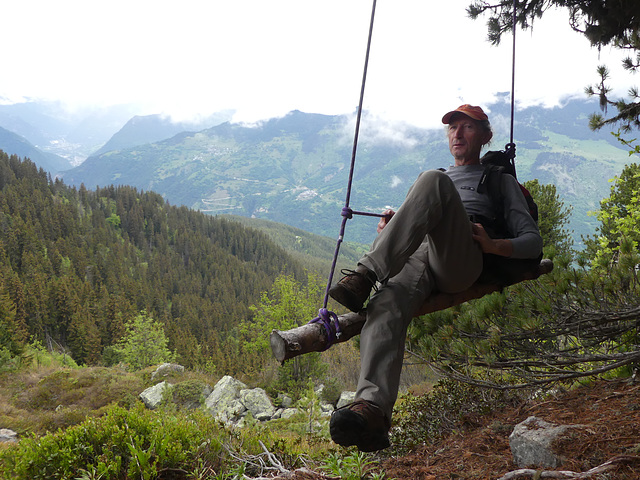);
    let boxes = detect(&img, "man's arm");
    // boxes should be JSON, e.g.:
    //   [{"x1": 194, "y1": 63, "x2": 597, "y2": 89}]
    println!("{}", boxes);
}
[
  {"x1": 500, "y1": 175, "x2": 543, "y2": 259},
  {"x1": 472, "y1": 222, "x2": 514, "y2": 257},
  {"x1": 471, "y1": 174, "x2": 542, "y2": 259}
]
